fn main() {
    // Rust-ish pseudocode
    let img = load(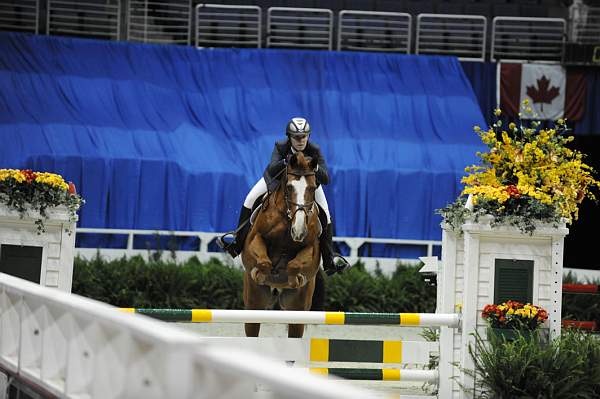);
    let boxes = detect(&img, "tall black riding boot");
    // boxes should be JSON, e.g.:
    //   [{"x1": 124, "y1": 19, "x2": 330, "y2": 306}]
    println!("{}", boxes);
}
[
  {"x1": 217, "y1": 206, "x2": 252, "y2": 258},
  {"x1": 321, "y1": 223, "x2": 351, "y2": 276}
]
